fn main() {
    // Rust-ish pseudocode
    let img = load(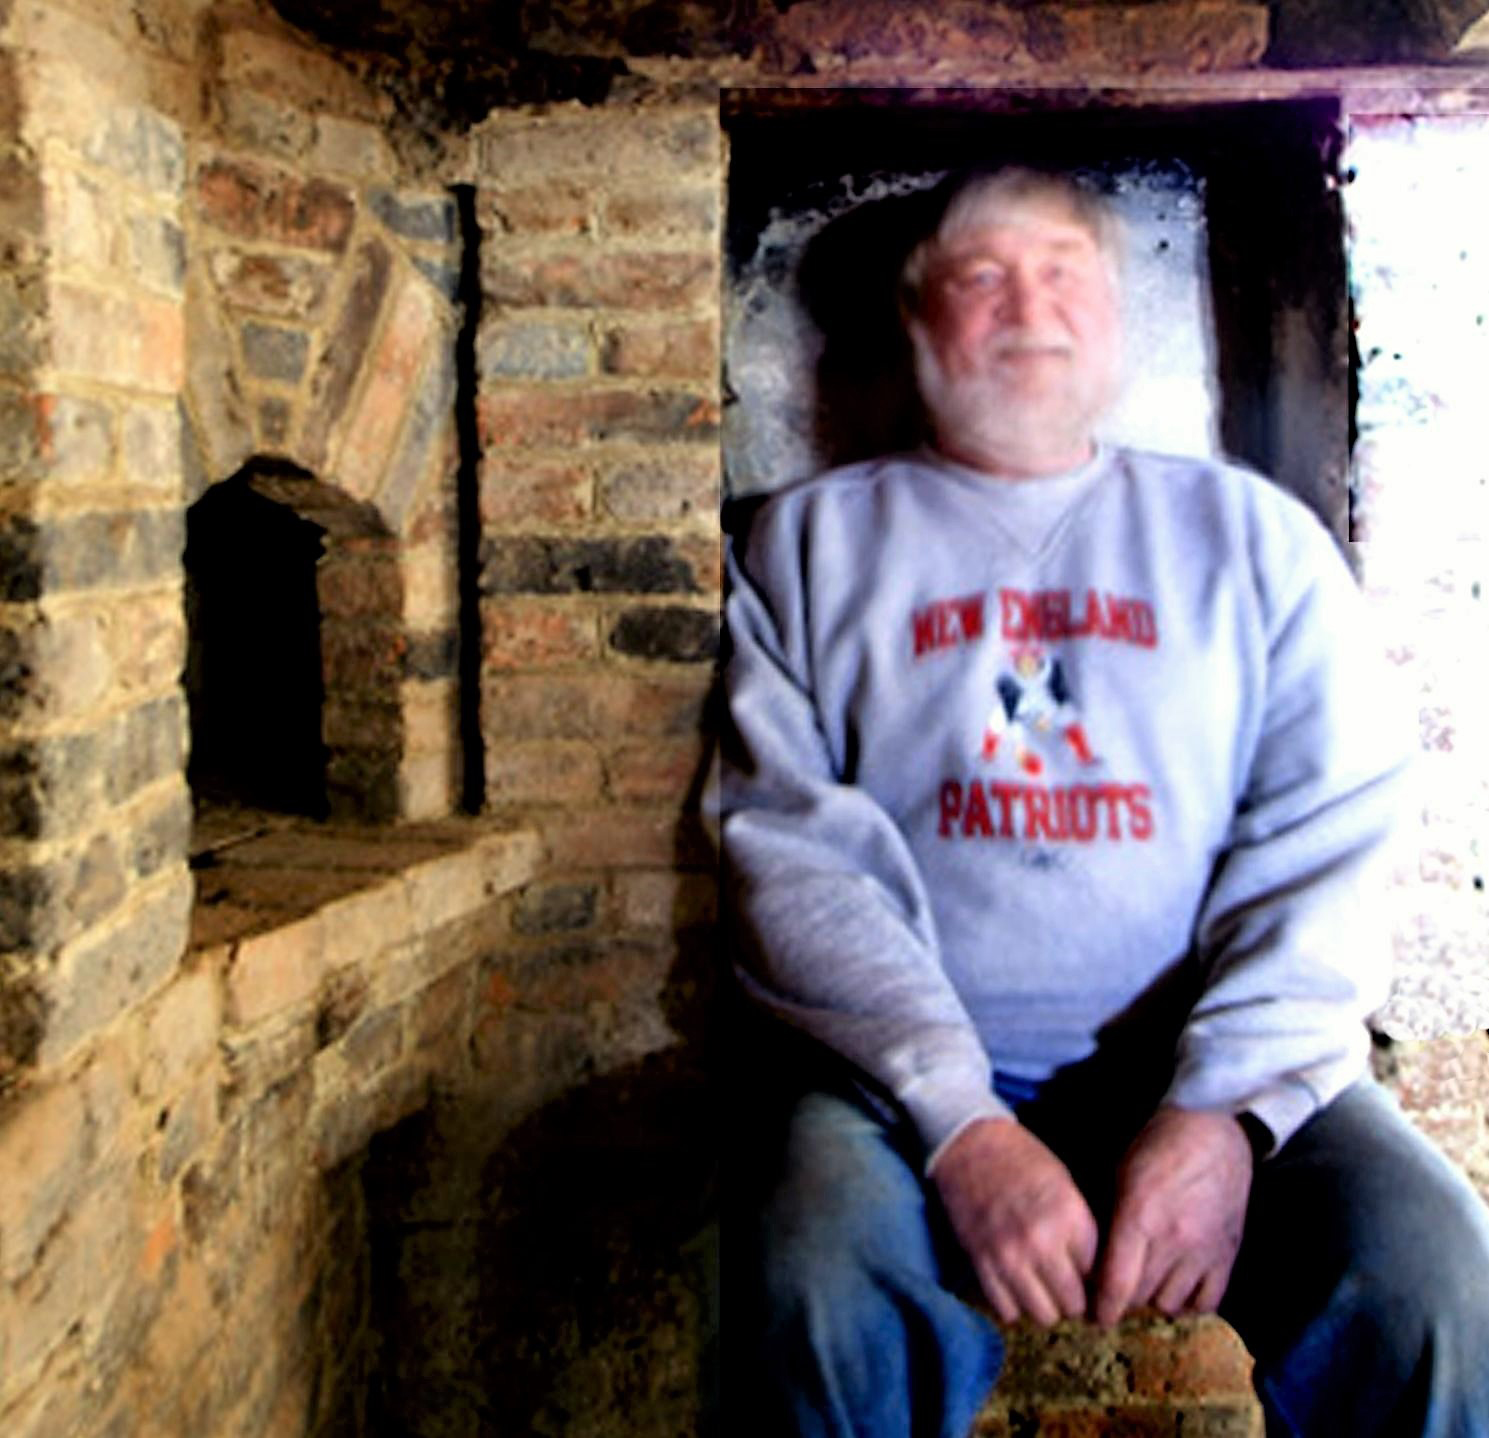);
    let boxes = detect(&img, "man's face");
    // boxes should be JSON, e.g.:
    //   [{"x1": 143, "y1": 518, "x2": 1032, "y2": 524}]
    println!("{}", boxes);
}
[{"x1": 909, "y1": 199, "x2": 1121, "y2": 474}]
